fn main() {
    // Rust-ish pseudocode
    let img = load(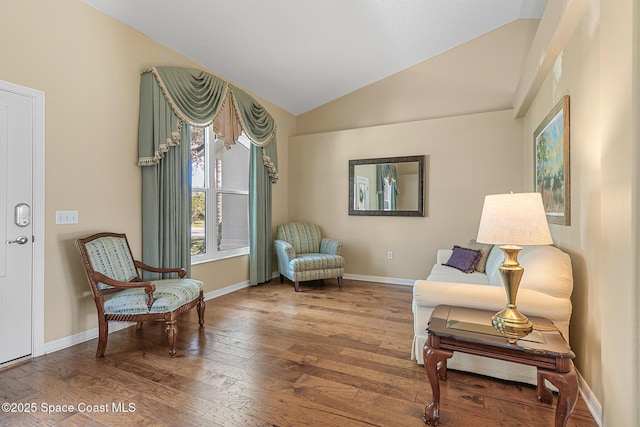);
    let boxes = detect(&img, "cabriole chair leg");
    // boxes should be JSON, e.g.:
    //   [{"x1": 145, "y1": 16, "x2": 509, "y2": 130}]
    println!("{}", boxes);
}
[
  {"x1": 165, "y1": 319, "x2": 178, "y2": 357},
  {"x1": 197, "y1": 297, "x2": 205, "y2": 327},
  {"x1": 96, "y1": 320, "x2": 108, "y2": 358}
]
